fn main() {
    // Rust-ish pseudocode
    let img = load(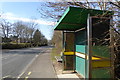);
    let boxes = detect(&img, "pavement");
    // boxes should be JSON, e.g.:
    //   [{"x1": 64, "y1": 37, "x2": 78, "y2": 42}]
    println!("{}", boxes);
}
[
  {"x1": 20, "y1": 47, "x2": 57, "y2": 79},
  {"x1": 57, "y1": 72, "x2": 80, "y2": 79},
  {"x1": 19, "y1": 46, "x2": 80, "y2": 80},
  {"x1": 53, "y1": 60, "x2": 80, "y2": 80}
]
